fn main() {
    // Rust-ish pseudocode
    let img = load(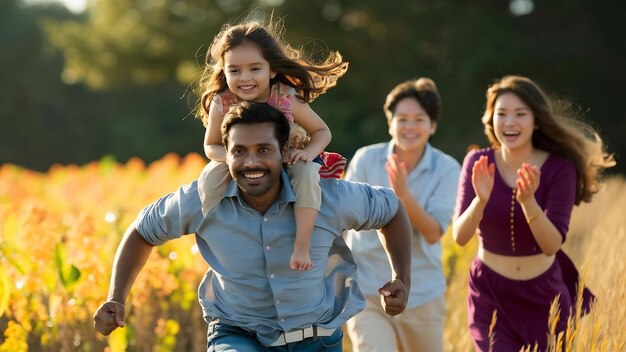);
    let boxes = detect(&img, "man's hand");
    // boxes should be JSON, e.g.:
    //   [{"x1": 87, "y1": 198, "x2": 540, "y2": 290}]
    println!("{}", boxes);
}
[
  {"x1": 93, "y1": 301, "x2": 126, "y2": 335},
  {"x1": 378, "y1": 279, "x2": 408, "y2": 316}
]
